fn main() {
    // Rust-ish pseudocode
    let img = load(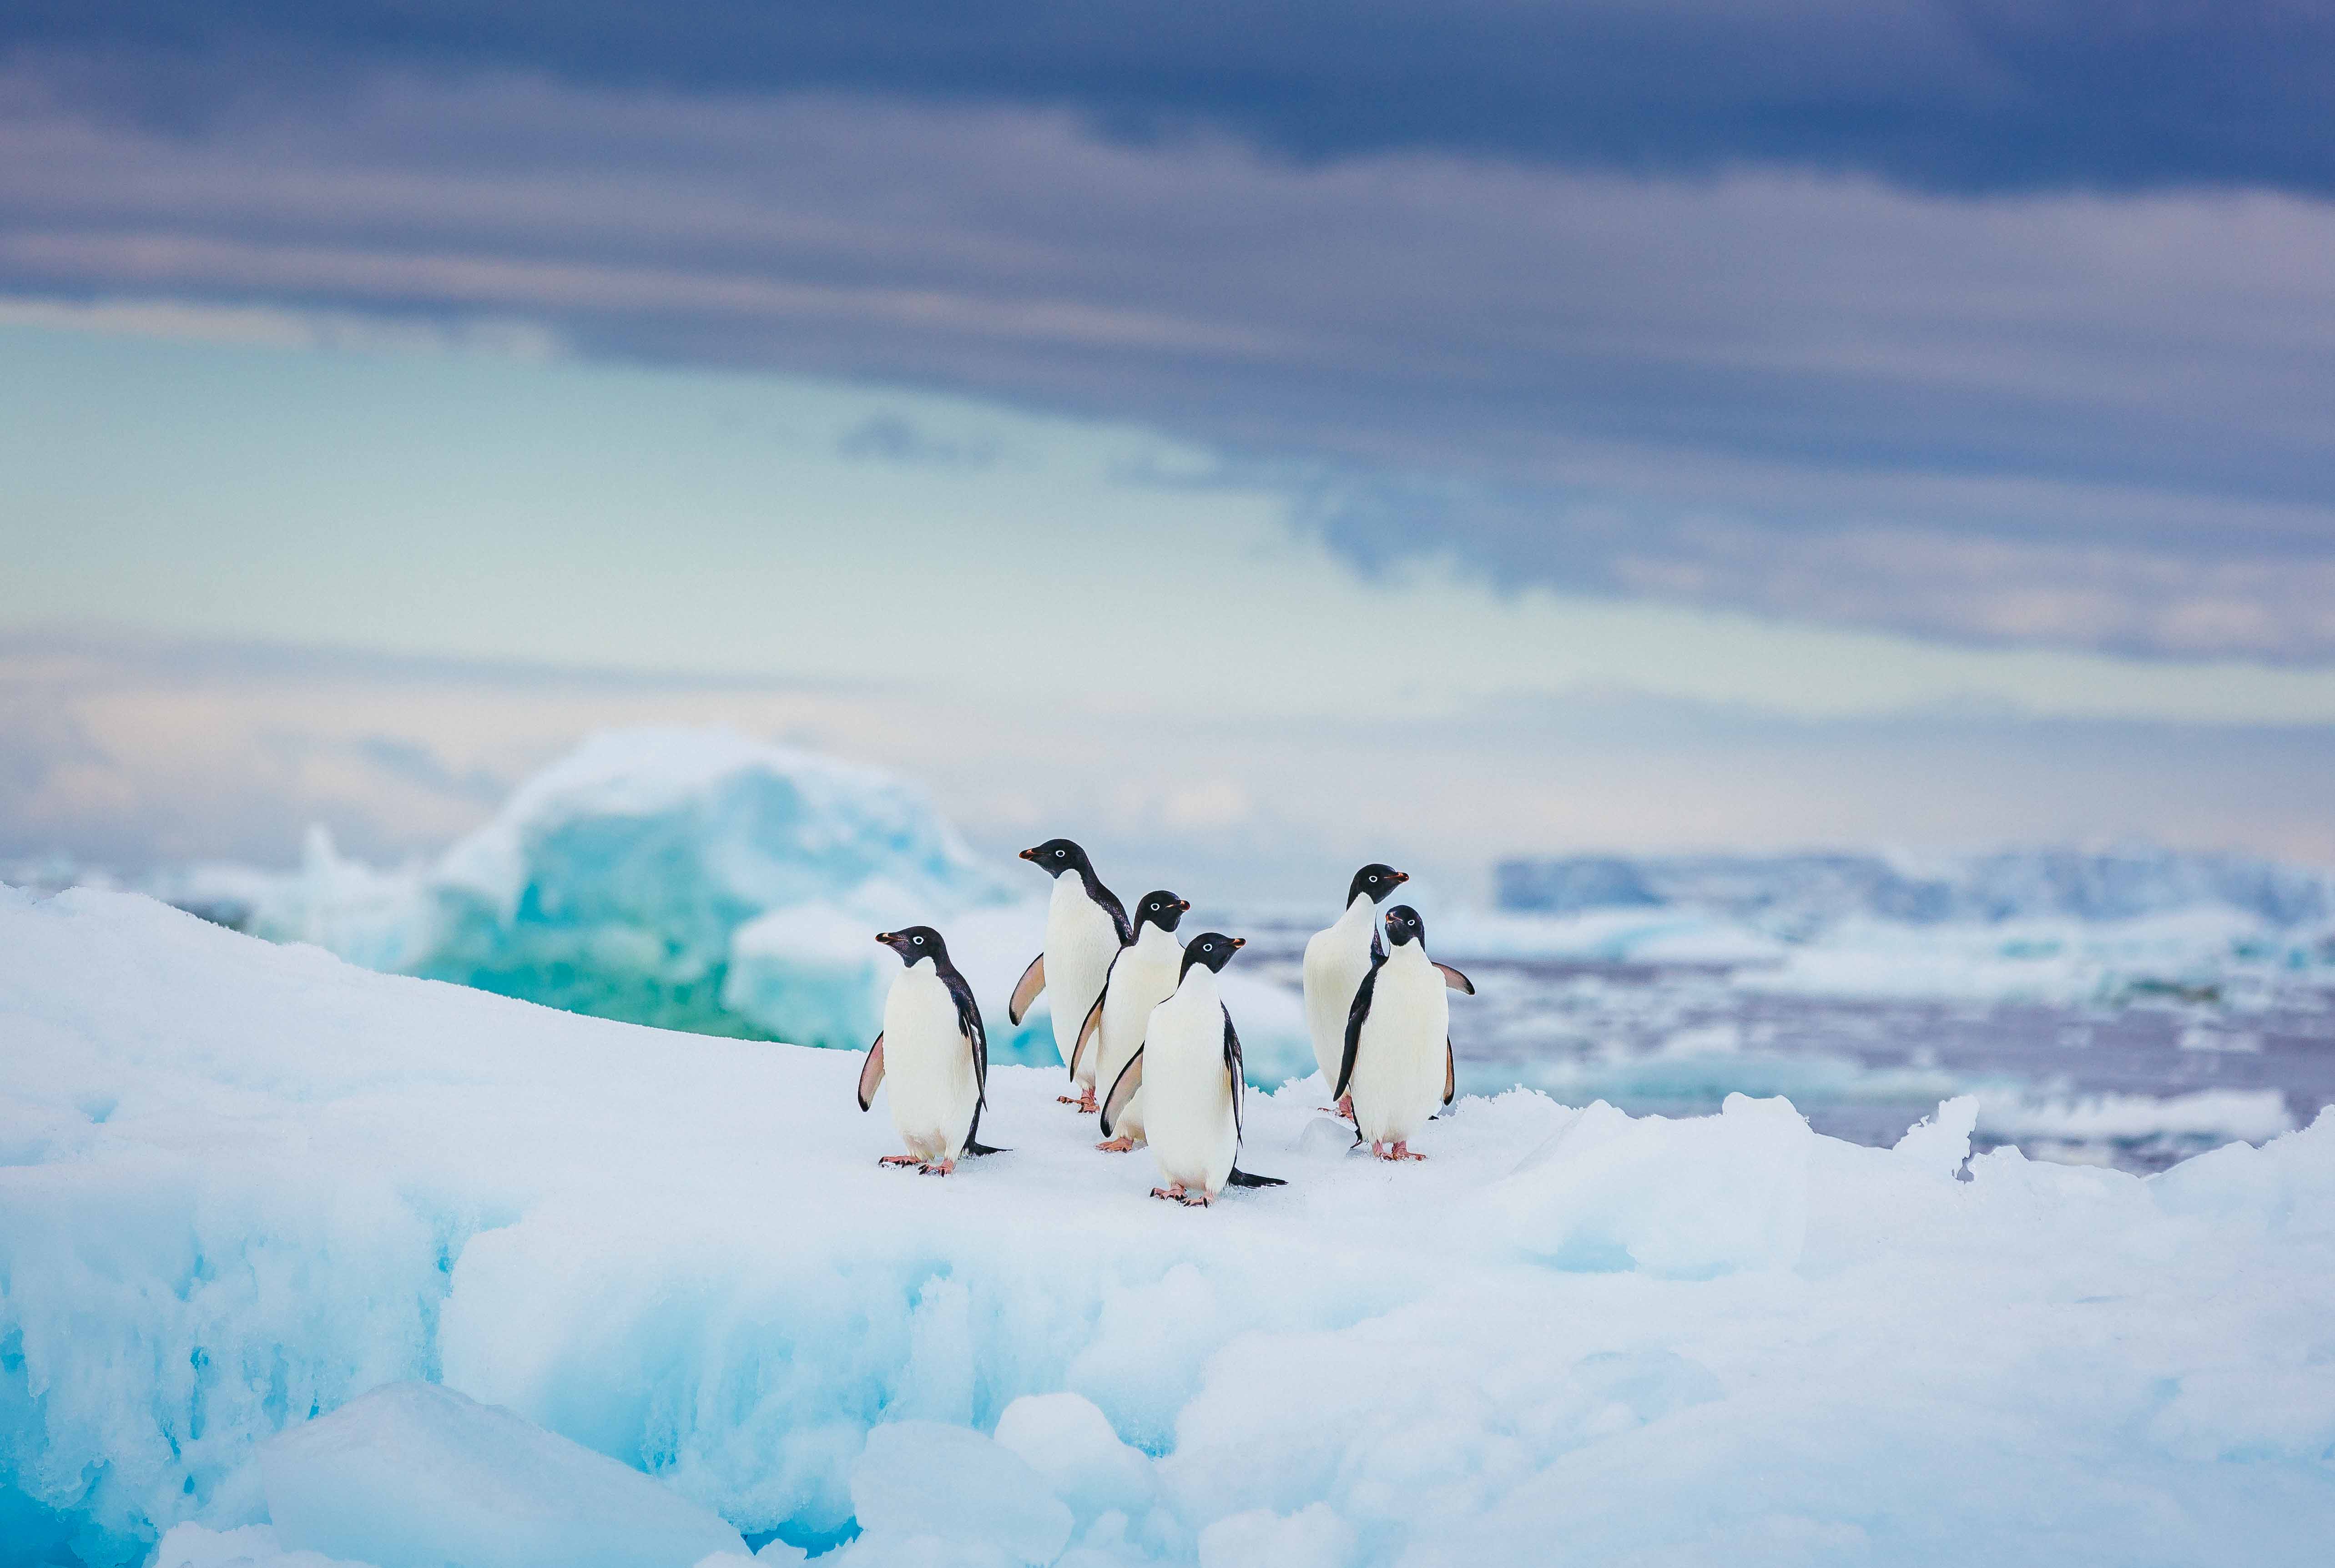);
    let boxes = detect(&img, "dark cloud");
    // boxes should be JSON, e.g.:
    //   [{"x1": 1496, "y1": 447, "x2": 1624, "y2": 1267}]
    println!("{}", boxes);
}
[
  {"x1": 3, "y1": 51, "x2": 2333, "y2": 659},
  {"x1": 10, "y1": 2, "x2": 2335, "y2": 195}
]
